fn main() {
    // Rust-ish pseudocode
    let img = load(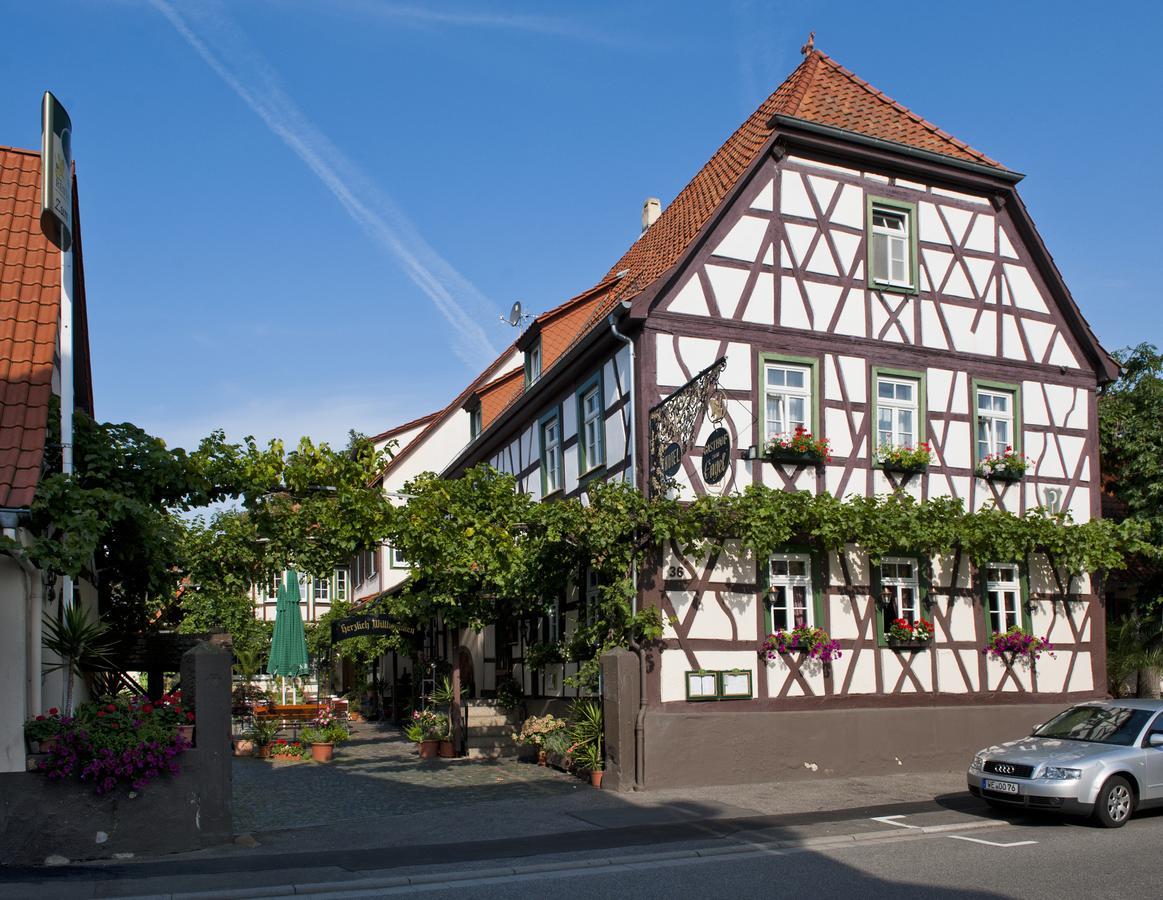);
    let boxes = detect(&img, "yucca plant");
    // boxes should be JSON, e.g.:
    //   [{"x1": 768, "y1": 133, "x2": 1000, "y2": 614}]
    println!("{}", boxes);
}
[
  {"x1": 569, "y1": 699, "x2": 604, "y2": 749},
  {"x1": 42, "y1": 604, "x2": 118, "y2": 715}
]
